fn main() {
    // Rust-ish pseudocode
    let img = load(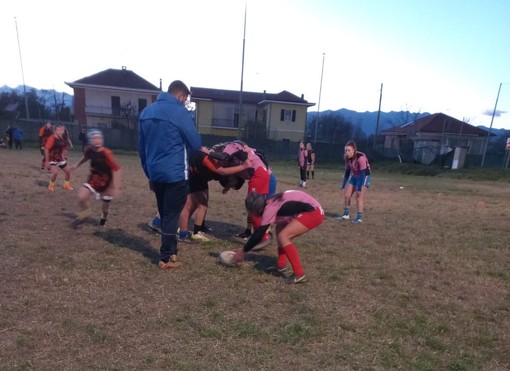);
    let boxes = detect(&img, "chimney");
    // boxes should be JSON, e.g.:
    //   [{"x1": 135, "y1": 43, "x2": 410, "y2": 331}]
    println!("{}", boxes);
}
[{"x1": 159, "y1": 79, "x2": 162, "y2": 91}]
